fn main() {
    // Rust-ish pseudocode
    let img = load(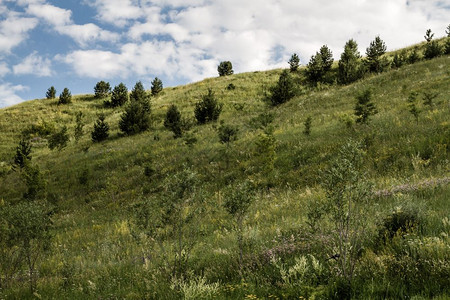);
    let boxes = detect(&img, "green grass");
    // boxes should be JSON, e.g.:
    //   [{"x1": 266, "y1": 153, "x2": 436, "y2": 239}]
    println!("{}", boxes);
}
[{"x1": 0, "y1": 40, "x2": 449, "y2": 299}]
